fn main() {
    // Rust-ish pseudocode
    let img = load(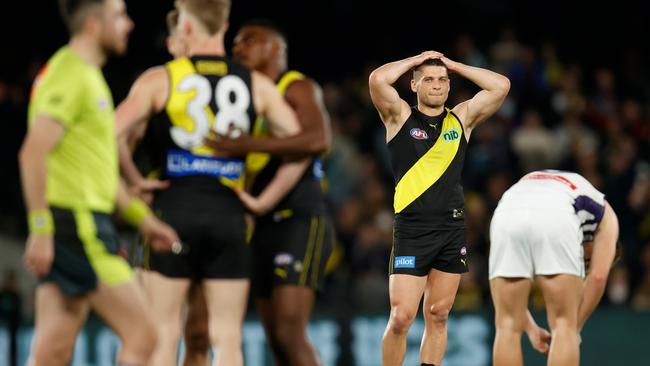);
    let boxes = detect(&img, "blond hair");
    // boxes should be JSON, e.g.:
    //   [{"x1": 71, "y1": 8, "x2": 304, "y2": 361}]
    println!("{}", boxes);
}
[{"x1": 177, "y1": 0, "x2": 230, "y2": 35}]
